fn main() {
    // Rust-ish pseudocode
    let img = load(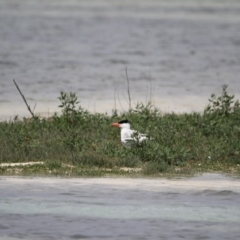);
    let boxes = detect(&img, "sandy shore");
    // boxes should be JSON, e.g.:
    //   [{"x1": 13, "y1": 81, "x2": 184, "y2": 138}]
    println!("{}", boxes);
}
[
  {"x1": 0, "y1": 162, "x2": 44, "y2": 167},
  {"x1": 1, "y1": 173, "x2": 239, "y2": 193}
]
